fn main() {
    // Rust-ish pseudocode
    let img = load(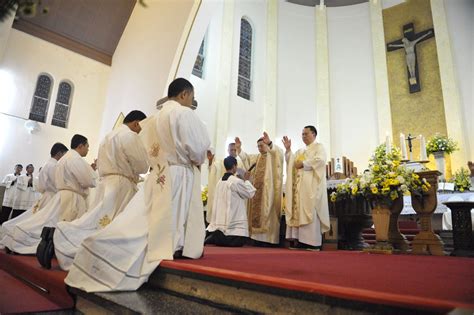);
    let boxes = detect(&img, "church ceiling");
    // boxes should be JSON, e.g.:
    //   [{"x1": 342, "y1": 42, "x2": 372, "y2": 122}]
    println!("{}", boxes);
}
[
  {"x1": 12, "y1": 0, "x2": 136, "y2": 66},
  {"x1": 287, "y1": 0, "x2": 368, "y2": 6}
]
